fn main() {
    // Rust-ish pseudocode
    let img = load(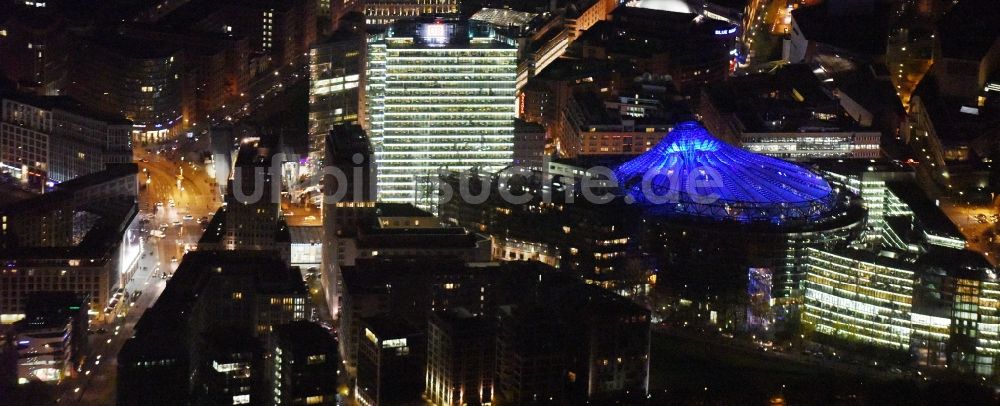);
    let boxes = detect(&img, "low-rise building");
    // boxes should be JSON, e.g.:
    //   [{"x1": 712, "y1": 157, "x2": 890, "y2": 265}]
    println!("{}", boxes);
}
[
  {"x1": 12, "y1": 292, "x2": 88, "y2": 384},
  {"x1": 786, "y1": 1, "x2": 890, "y2": 64},
  {"x1": 701, "y1": 63, "x2": 881, "y2": 161}
]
